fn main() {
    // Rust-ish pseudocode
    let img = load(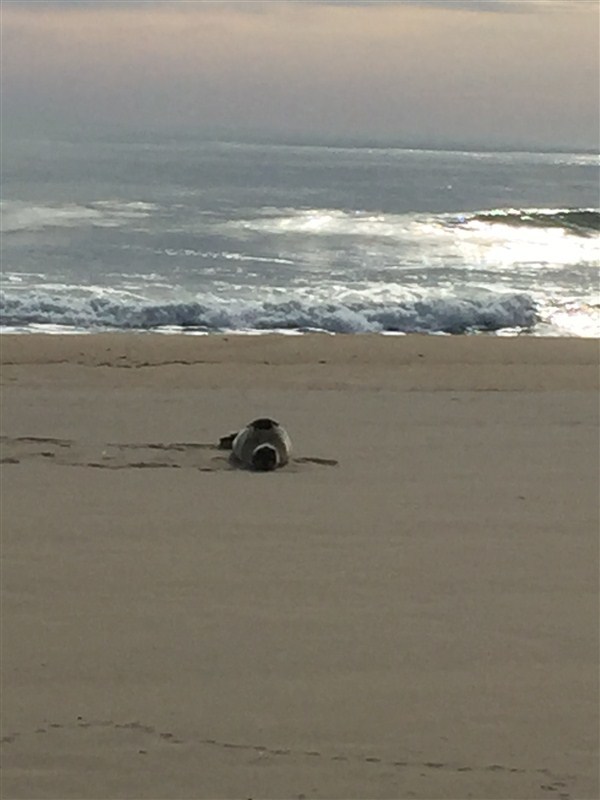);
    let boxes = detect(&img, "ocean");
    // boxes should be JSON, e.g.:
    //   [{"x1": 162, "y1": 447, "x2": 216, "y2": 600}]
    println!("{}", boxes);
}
[{"x1": 1, "y1": 137, "x2": 598, "y2": 336}]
